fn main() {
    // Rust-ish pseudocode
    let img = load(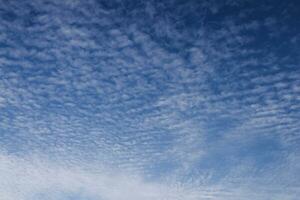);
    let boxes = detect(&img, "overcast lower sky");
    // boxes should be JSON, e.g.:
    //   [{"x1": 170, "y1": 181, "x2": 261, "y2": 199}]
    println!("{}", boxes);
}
[{"x1": 0, "y1": 0, "x2": 299, "y2": 199}]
